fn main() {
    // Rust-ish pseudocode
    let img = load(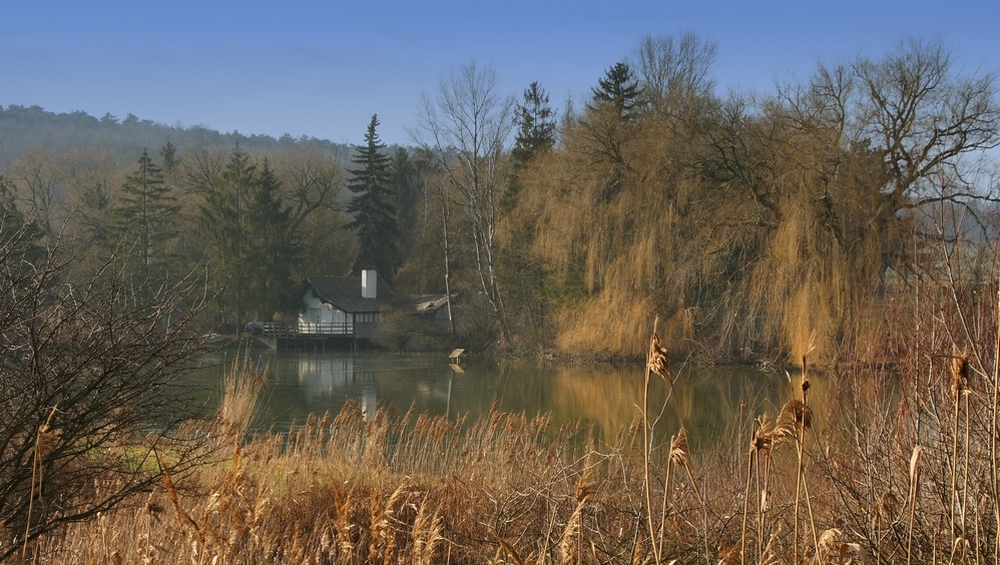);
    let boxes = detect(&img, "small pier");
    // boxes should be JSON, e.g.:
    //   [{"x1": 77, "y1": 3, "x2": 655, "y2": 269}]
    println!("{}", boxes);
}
[{"x1": 255, "y1": 322, "x2": 369, "y2": 351}]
